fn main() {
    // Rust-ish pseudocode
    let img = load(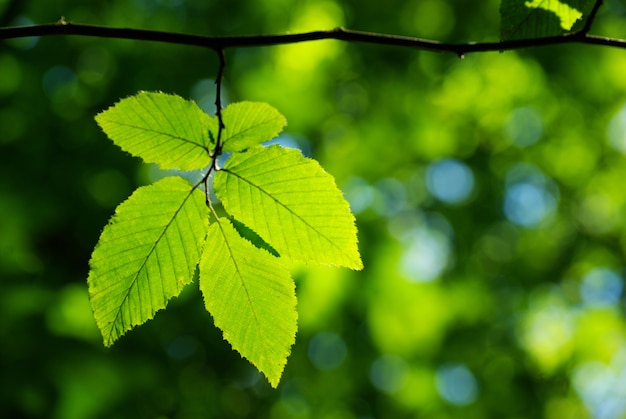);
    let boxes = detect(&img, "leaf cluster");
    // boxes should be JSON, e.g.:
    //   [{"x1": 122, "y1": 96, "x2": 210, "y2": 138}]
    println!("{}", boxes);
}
[{"x1": 89, "y1": 92, "x2": 362, "y2": 386}]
